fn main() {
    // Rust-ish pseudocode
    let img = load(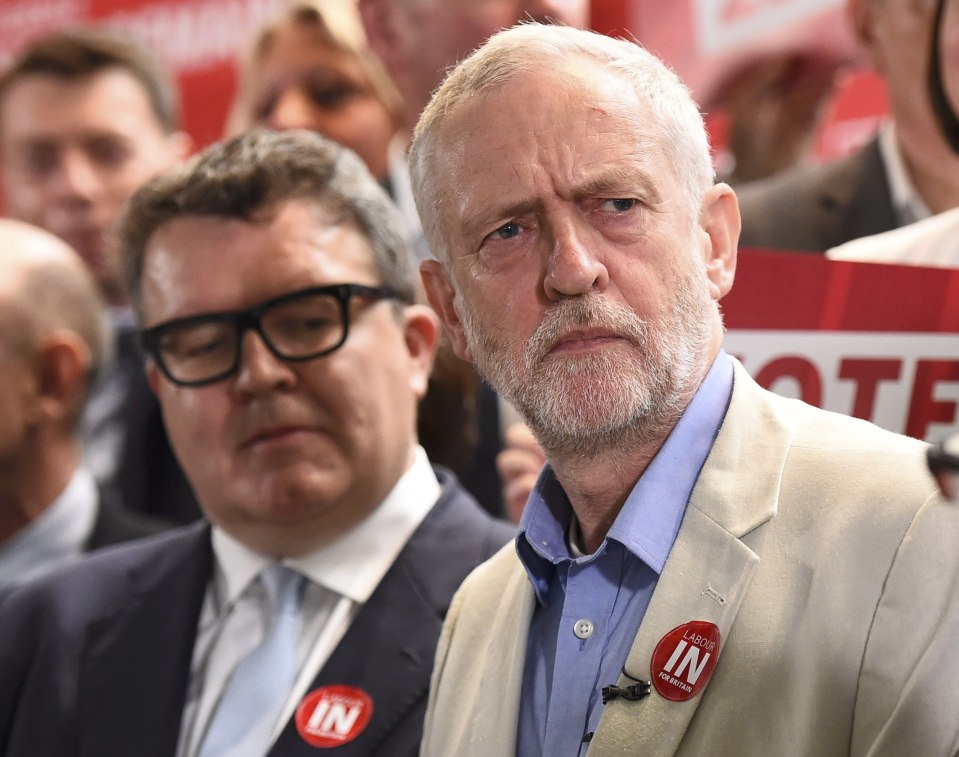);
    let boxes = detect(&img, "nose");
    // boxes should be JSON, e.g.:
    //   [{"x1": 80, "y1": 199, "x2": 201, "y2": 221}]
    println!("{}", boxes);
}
[
  {"x1": 53, "y1": 149, "x2": 101, "y2": 204},
  {"x1": 518, "y1": 0, "x2": 587, "y2": 27},
  {"x1": 232, "y1": 329, "x2": 297, "y2": 397},
  {"x1": 263, "y1": 87, "x2": 320, "y2": 132},
  {"x1": 542, "y1": 218, "x2": 609, "y2": 300}
]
